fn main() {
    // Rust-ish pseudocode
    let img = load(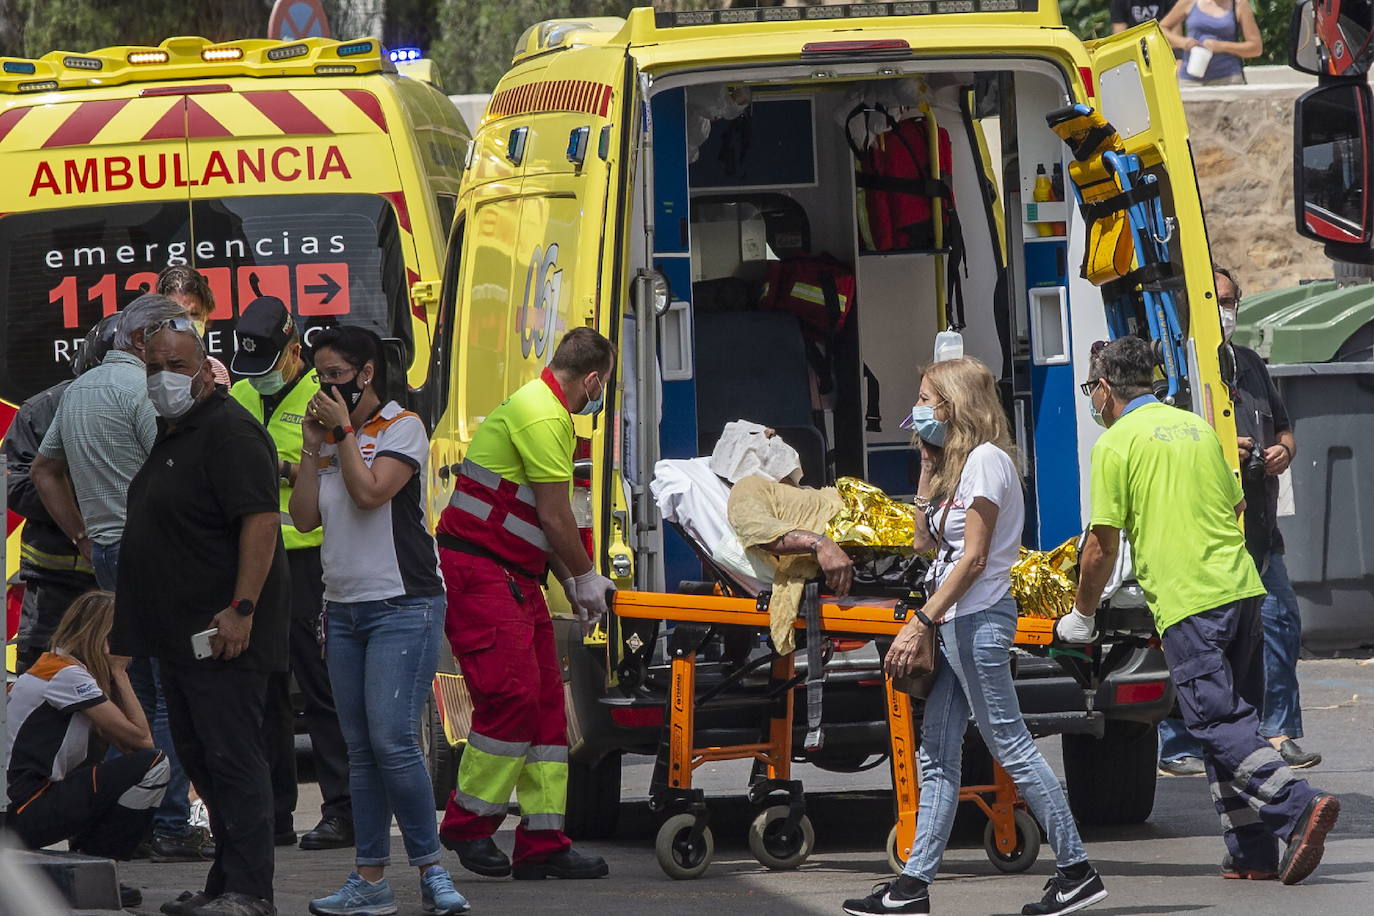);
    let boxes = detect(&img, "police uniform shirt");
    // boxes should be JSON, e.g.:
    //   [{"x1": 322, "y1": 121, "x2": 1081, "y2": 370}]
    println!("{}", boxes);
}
[{"x1": 111, "y1": 389, "x2": 290, "y2": 670}]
